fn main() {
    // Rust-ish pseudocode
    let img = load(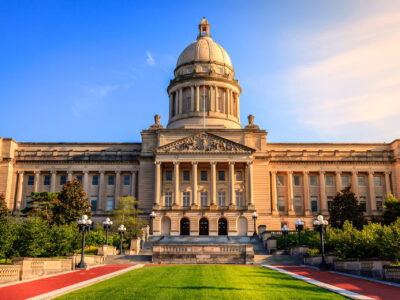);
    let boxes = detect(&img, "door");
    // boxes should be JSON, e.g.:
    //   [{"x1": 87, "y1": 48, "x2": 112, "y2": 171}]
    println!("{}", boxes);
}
[
  {"x1": 218, "y1": 218, "x2": 228, "y2": 236},
  {"x1": 180, "y1": 218, "x2": 190, "y2": 235},
  {"x1": 199, "y1": 218, "x2": 209, "y2": 235}
]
